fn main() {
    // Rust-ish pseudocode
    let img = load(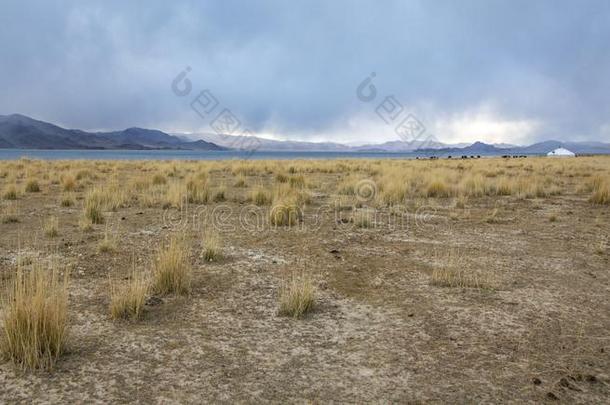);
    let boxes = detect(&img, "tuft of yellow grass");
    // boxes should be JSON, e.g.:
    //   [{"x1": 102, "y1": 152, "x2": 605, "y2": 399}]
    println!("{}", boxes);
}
[
  {"x1": 275, "y1": 173, "x2": 288, "y2": 183},
  {"x1": 212, "y1": 187, "x2": 226, "y2": 203},
  {"x1": 353, "y1": 210, "x2": 373, "y2": 228},
  {"x1": 270, "y1": 198, "x2": 301, "y2": 226},
  {"x1": 83, "y1": 189, "x2": 104, "y2": 224},
  {"x1": 249, "y1": 186, "x2": 272, "y2": 206},
  {"x1": 589, "y1": 178, "x2": 609, "y2": 205},
  {"x1": 153, "y1": 236, "x2": 191, "y2": 295},
  {"x1": 186, "y1": 177, "x2": 209, "y2": 204},
  {"x1": 202, "y1": 231, "x2": 222, "y2": 262},
  {"x1": 278, "y1": 274, "x2": 315, "y2": 318},
  {"x1": 25, "y1": 179, "x2": 40, "y2": 193},
  {"x1": 430, "y1": 250, "x2": 494, "y2": 289},
  {"x1": 152, "y1": 173, "x2": 167, "y2": 185},
  {"x1": 234, "y1": 175, "x2": 247, "y2": 188},
  {"x1": 3, "y1": 184, "x2": 18, "y2": 200},
  {"x1": 61, "y1": 175, "x2": 77, "y2": 191},
  {"x1": 1, "y1": 204, "x2": 19, "y2": 223},
  {"x1": 1, "y1": 264, "x2": 69, "y2": 370},
  {"x1": 288, "y1": 175, "x2": 305, "y2": 188},
  {"x1": 44, "y1": 216, "x2": 59, "y2": 237},
  {"x1": 97, "y1": 228, "x2": 117, "y2": 253},
  {"x1": 109, "y1": 266, "x2": 149, "y2": 321},
  {"x1": 426, "y1": 180, "x2": 451, "y2": 198},
  {"x1": 164, "y1": 182, "x2": 187, "y2": 209},
  {"x1": 60, "y1": 193, "x2": 74, "y2": 207},
  {"x1": 430, "y1": 266, "x2": 493, "y2": 289}
]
